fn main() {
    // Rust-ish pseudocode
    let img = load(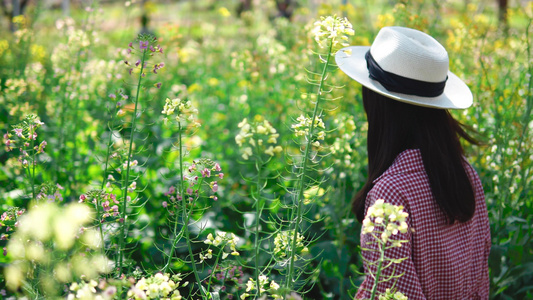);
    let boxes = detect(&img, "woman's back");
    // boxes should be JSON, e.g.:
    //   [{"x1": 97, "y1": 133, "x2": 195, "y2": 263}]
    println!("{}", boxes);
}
[{"x1": 356, "y1": 149, "x2": 490, "y2": 300}]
